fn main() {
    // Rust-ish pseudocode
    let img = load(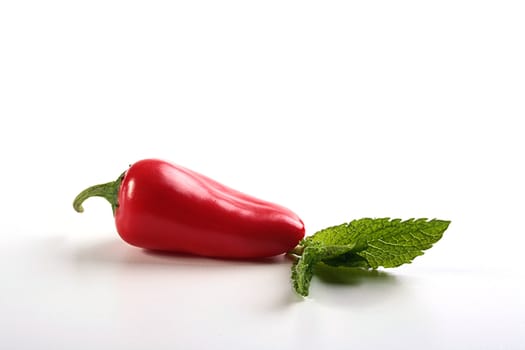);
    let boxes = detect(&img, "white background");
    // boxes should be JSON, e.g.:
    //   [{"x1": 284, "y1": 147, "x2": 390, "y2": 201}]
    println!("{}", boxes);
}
[{"x1": 1, "y1": 1, "x2": 524, "y2": 349}]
